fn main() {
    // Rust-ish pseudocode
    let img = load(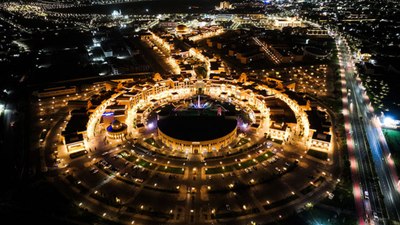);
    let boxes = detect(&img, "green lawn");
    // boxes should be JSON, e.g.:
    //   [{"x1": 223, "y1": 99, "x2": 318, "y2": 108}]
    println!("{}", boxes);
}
[
  {"x1": 205, "y1": 165, "x2": 234, "y2": 174},
  {"x1": 319, "y1": 182, "x2": 355, "y2": 212},
  {"x1": 136, "y1": 159, "x2": 157, "y2": 170},
  {"x1": 119, "y1": 152, "x2": 158, "y2": 170},
  {"x1": 144, "y1": 138, "x2": 161, "y2": 148},
  {"x1": 383, "y1": 129, "x2": 400, "y2": 175},
  {"x1": 255, "y1": 152, "x2": 273, "y2": 162},
  {"x1": 204, "y1": 152, "x2": 272, "y2": 175},
  {"x1": 157, "y1": 165, "x2": 185, "y2": 174},
  {"x1": 233, "y1": 159, "x2": 257, "y2": 169},
  {"x1": 119, "y1": 151, "x2": 137, "y2": 162},
  {"x1": 232, "y1": 138, "x2": 250, "y2": 148}
]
